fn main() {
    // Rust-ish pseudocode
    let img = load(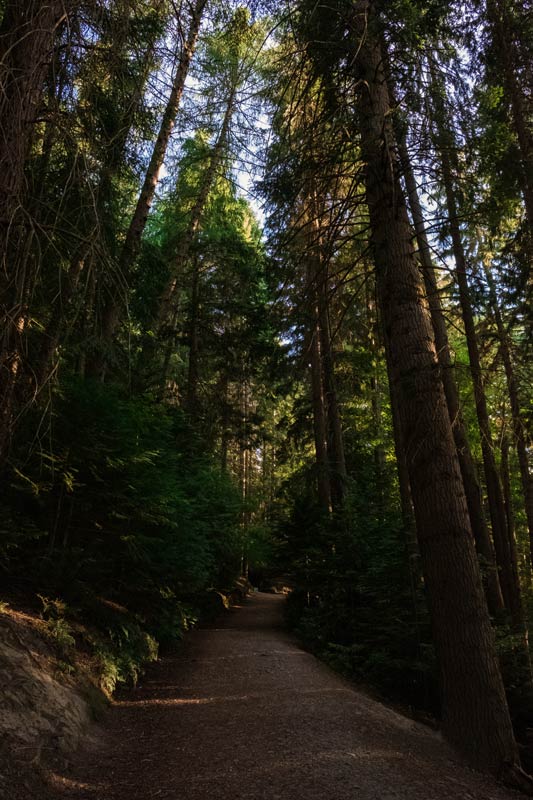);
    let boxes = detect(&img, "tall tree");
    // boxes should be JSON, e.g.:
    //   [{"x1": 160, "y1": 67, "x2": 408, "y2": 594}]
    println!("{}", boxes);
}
[
  {"x1": 482, "y1": 253, "x2": 533, "y2": 568},
  {"x1": 0, "y1": 0, "x2": 69, "y2": 464},
  {"x1": 389, "y1": 78, "x2": 504, "y2": 614},
  {"x1": 89, "y1": 0, "x2": 209, "y2": 377},
  {"x1": 343, "y1": 1, "x2": 523, "y2": 778},
  {"x1": 430, "y1": 61, "x2": 530, "y2": 657},
  {"x1": 36, "y1": 0, "x2": 170, "y2": 388}
]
